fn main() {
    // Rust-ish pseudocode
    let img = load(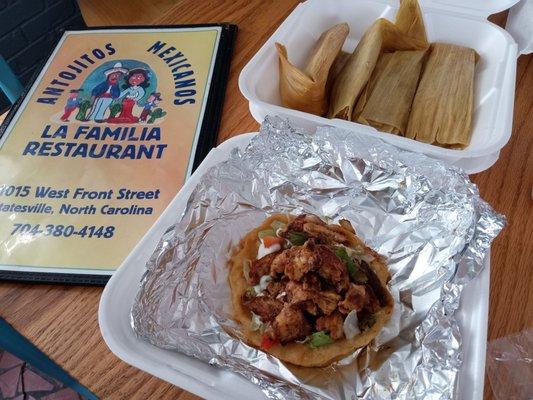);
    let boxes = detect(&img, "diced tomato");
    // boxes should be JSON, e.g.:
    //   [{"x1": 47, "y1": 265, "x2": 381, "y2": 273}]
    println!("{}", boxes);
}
[
  {"x1": 263, "y1": 236, "x2": 284, "y2": 248},
  {"x1": 261, "y1": 334, "x2": 278, "y2": 350}
]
